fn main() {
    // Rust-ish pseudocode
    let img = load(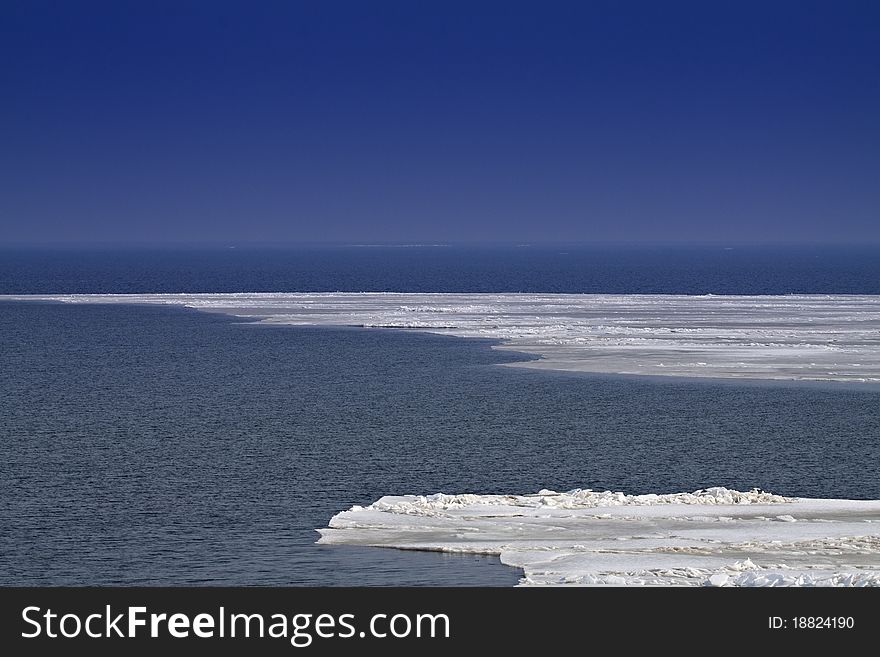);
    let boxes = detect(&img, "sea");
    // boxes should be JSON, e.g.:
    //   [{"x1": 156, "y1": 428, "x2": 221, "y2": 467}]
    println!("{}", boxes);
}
[{"x1": 2, "y1": 244, "x2": 879, "y2": 585}]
